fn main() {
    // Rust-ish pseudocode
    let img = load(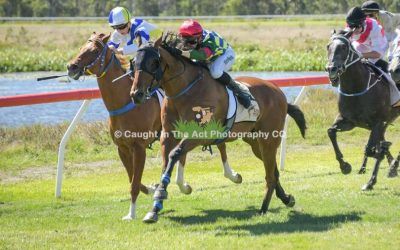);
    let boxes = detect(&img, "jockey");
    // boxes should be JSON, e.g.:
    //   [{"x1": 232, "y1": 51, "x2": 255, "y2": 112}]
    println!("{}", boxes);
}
[
  {"x1": 346, "y1": 7, "x2": 389, "y2": 72},
  {"x1": 347, "y1": 7, "x2": 400, "y2": 107},
  {"x1": 172, "y1": 19, "x2": 255, "y2": 109},
  {"x1": 107, "y1": 7, "x2": 157, "y2": 57},
  {"x1": 361, "y1": 1, "x2": 400, "y2": 61}
]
